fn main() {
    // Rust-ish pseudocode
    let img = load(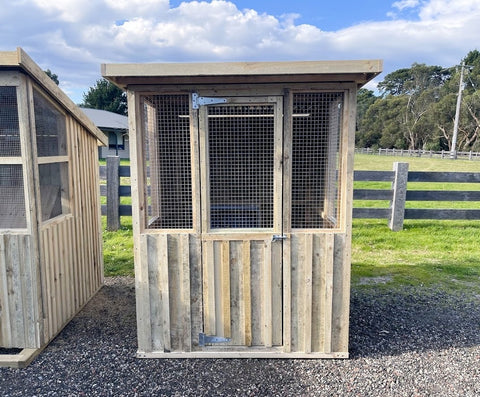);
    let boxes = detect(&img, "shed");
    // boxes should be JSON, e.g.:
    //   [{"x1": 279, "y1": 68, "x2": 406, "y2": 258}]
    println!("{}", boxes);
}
[
  {"x1": 103, "y1": 59, "x2": 382, "y2": 358},
  {"x1": 80, "y1": 108, "x2": 129, "y2": 159},
  {"x1": 0, "y1": 48, "x2": 107, "y2": 367}
]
